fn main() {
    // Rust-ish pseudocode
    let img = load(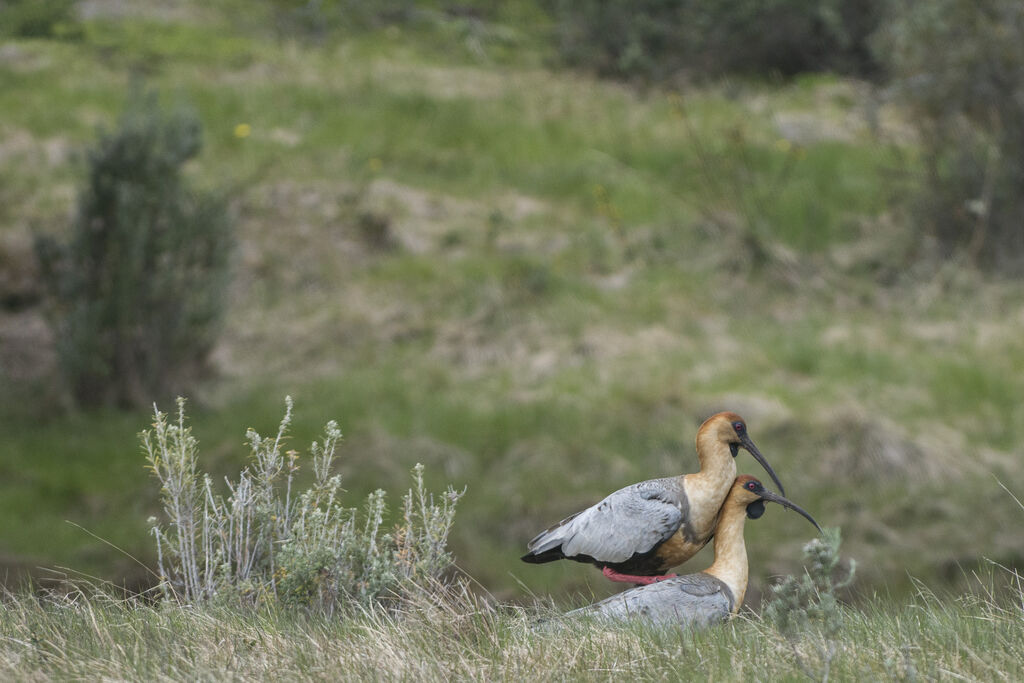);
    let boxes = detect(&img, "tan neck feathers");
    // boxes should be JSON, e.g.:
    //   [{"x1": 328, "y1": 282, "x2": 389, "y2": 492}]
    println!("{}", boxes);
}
[
  {"x1": 703, "y1": 500, "x2": 749, "y2": 613},
  {"x1": 694, "y1": 428, "x2": 735, "y2": 480}
]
